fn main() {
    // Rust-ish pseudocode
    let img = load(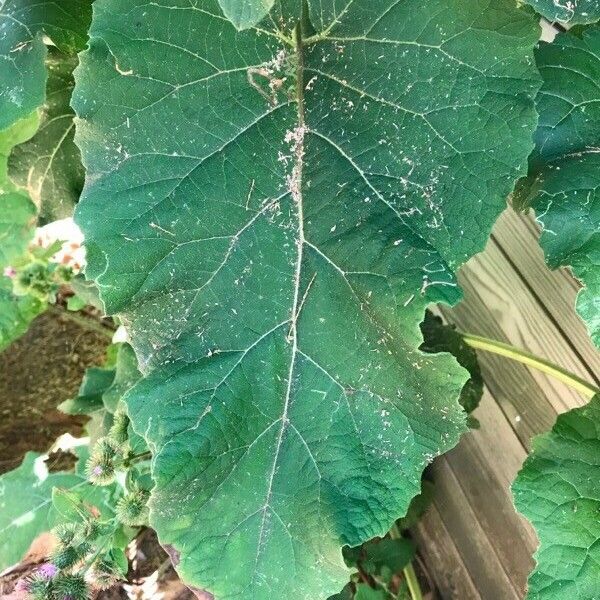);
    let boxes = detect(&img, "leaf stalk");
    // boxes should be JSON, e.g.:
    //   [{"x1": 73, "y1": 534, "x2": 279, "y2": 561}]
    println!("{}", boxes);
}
[{"x1": 461, "y1": 334, "x2": 599, "y2": 399}]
